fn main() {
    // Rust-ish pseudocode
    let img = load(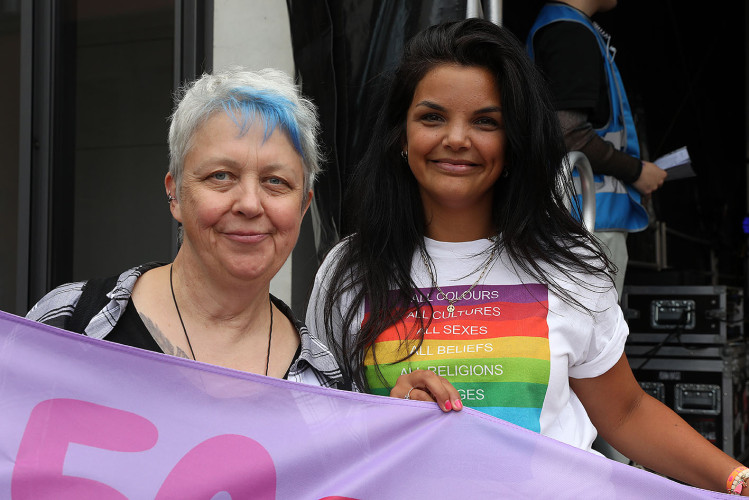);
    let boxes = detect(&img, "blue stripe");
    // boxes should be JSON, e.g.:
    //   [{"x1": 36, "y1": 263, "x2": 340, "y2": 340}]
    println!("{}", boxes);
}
[
  {"x1": 572, "y1": 191, "x2": 648, "y2": 232},
  {"x1": 478, "y1": 406, "x2": 542, "y2": 433}
]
